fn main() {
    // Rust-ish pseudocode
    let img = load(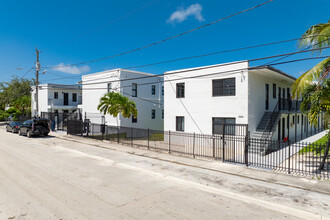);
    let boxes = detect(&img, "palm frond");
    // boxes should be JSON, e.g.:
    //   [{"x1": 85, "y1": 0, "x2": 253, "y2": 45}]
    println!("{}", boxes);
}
[
  {"x1": 292, "y1": 57, "x2": 330, "y2": 99},
  {"x1": 298, "y1": 21, "x2": 330, "y2": 53}
]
